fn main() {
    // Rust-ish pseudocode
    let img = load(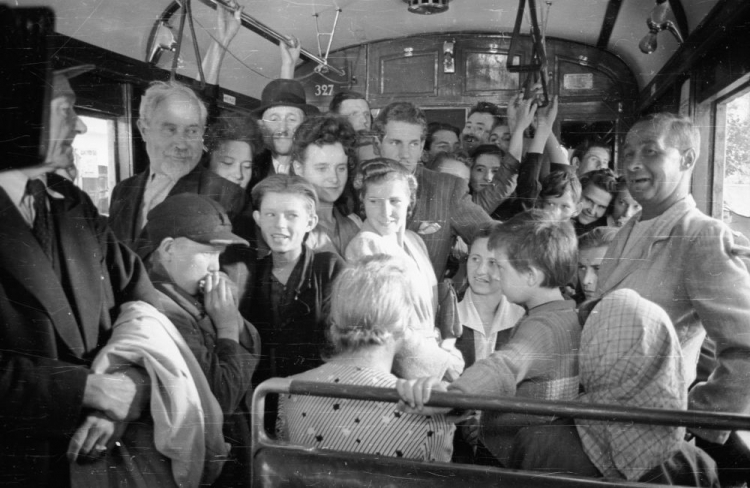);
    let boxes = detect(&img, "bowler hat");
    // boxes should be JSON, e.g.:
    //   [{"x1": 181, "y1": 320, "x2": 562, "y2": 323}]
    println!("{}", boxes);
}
[
  {"x1": 253, "y1": 78, "x2": 318, "y2": 117},
  {"x1": 137, "y1": 194, "x2": 248, "y2": 260}
]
